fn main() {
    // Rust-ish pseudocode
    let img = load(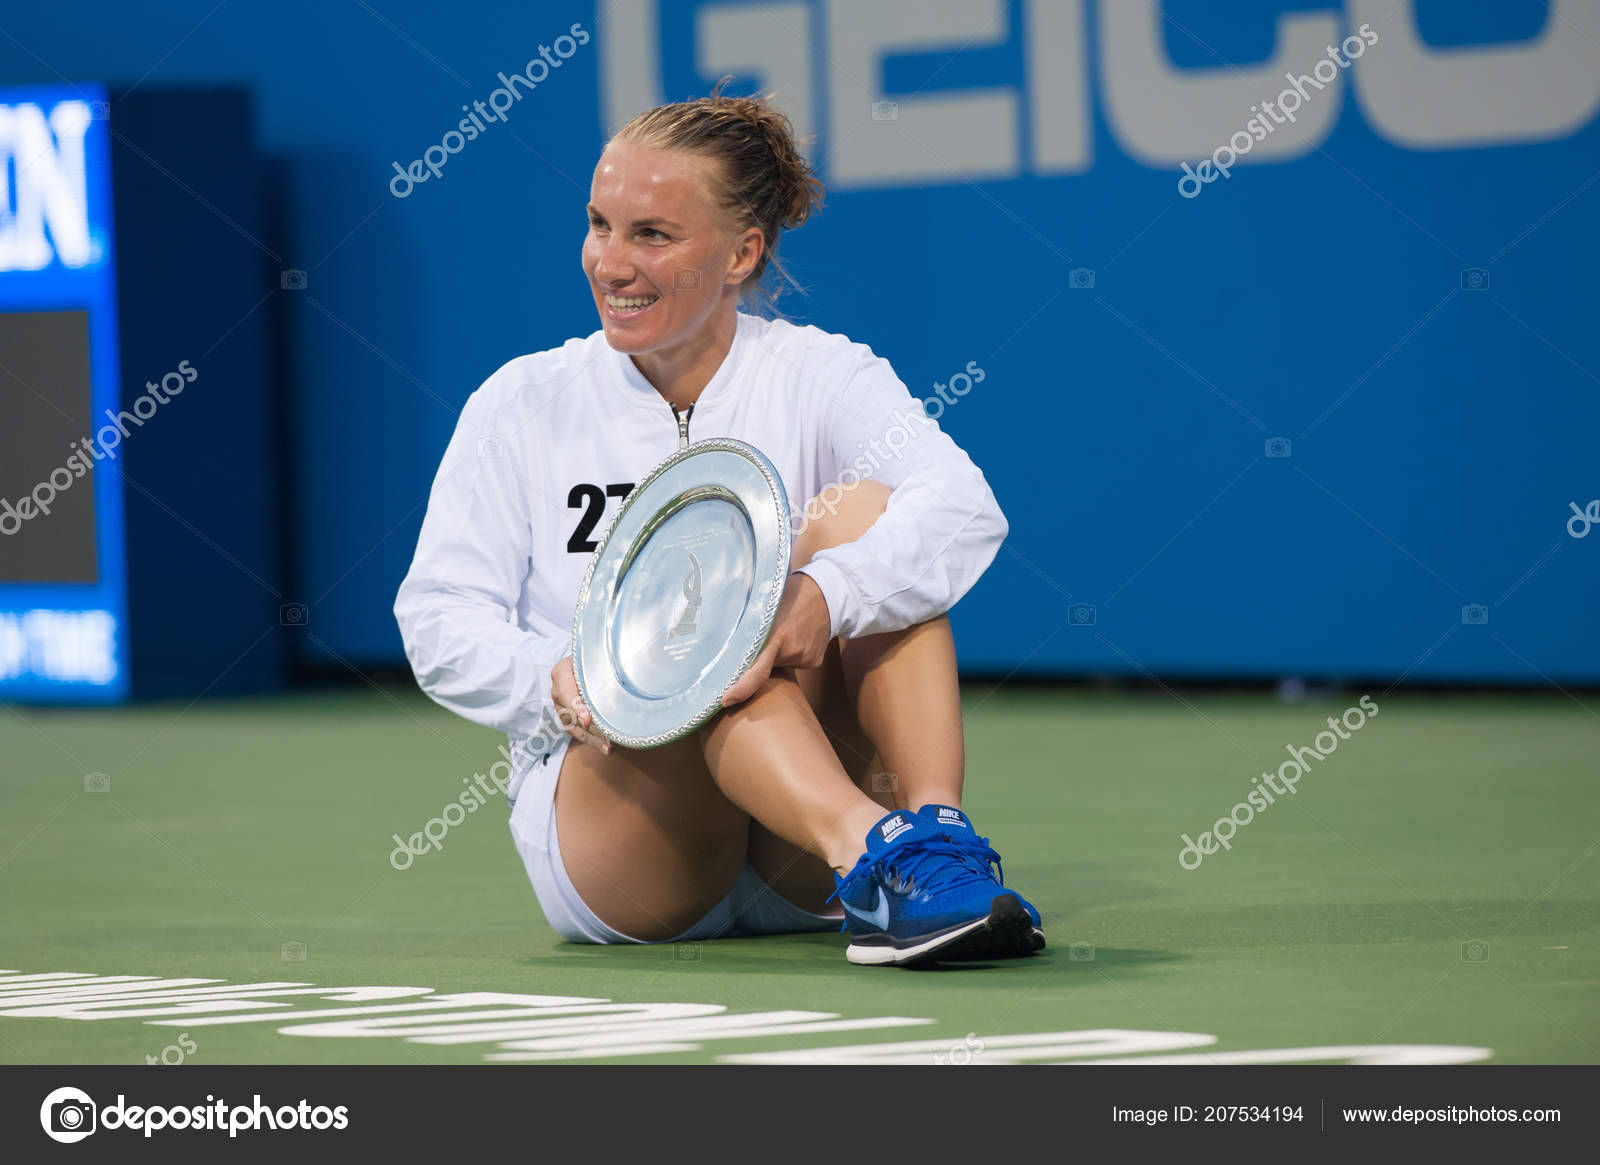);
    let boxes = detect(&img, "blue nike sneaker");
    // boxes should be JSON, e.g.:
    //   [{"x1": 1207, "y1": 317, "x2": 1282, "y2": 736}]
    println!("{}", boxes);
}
[
  {"x1": 829, "y1": 808, "x2": 1044, "y2": 966},
  {"x1": 917, "y1": 804, "x2": 1046, "y2": 957}
]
